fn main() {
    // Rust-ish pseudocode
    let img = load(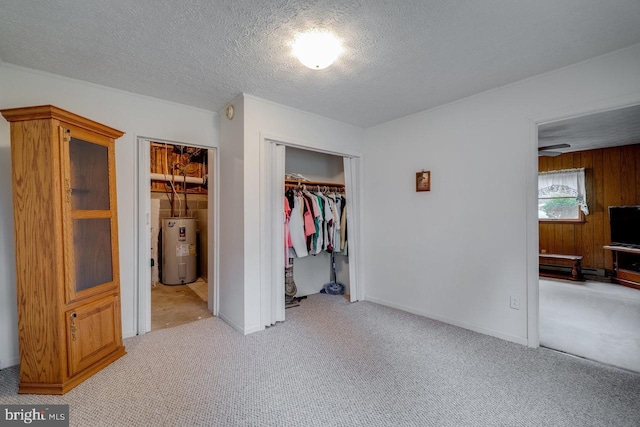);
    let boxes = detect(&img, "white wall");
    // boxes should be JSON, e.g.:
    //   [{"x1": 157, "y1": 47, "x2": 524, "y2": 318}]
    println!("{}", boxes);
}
[
  {"x1": 217, "y1": 94, "x2": 245, "y2": 331},
  {"x1": 218, "y1": 94, "x2": 364, "y2": 333},
  {"x1": 0, "y1": 64, "x2": 218, "y2": 368},
  {"x1": 363, "y1": 44, "x2": 640, "y2": 345},
  {"x1": 286, "y1": 146, "x2": 345, "y2": 183}
]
